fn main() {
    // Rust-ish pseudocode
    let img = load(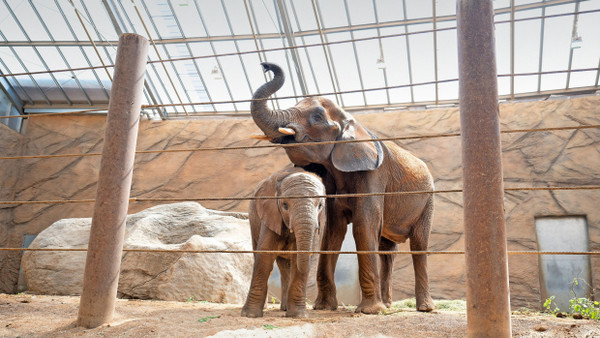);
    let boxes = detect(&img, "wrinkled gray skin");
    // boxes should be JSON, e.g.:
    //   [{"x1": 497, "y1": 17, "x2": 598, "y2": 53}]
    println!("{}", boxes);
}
[
  {"x1": 250, "y1": 62, "x2": 435, "y2": 314},
  {"x1": 241, "y1": 167, "x2": 326, "y2": 318}
]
